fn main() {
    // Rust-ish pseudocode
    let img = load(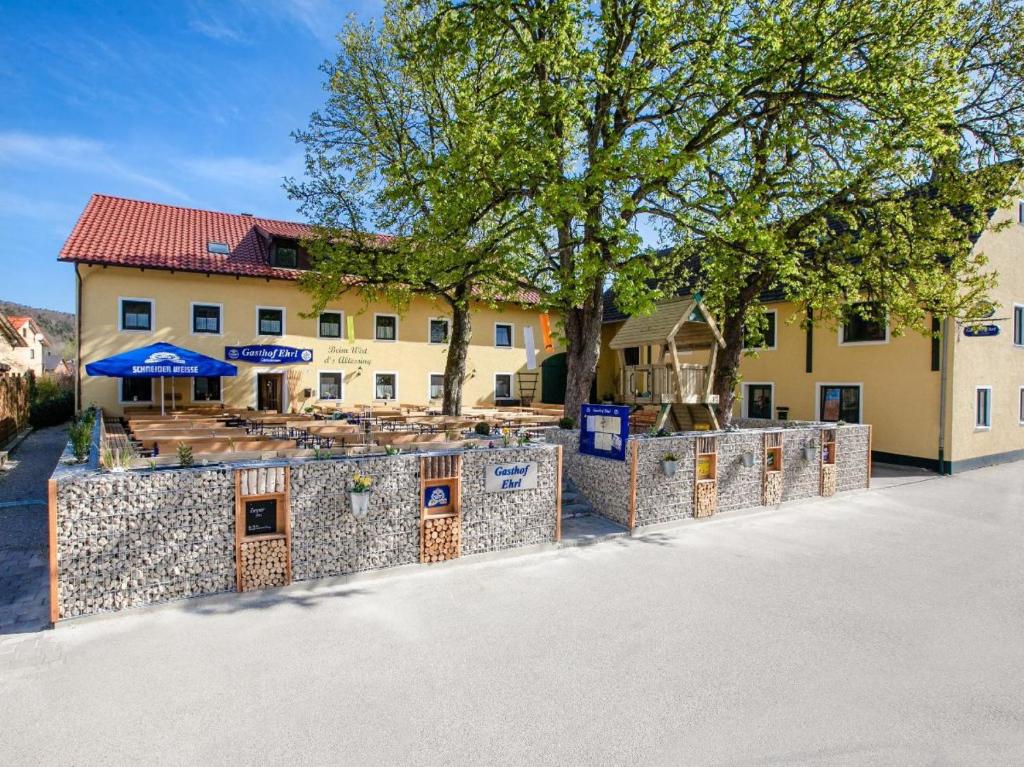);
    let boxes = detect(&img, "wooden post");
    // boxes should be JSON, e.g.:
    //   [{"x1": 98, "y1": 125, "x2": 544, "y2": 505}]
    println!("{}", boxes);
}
[
  {"x1": 627, "y1": 439, "x2": 639, "y2": 530},
  {"x1": 48, "y1": 478, "x2": 58, "y2": 625},
  {"x1": 554, "y1": 445, "x2": 563, "y2": 542},
  {"x1": 283, "y1": 466, "x2": 292, "y2": 585},
  {"x1": 867, "y1": 424, "x2": 873, "y2": 489},
  {"x1": 234, "y1": 471, "x2": 243, "y2": 592}
]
